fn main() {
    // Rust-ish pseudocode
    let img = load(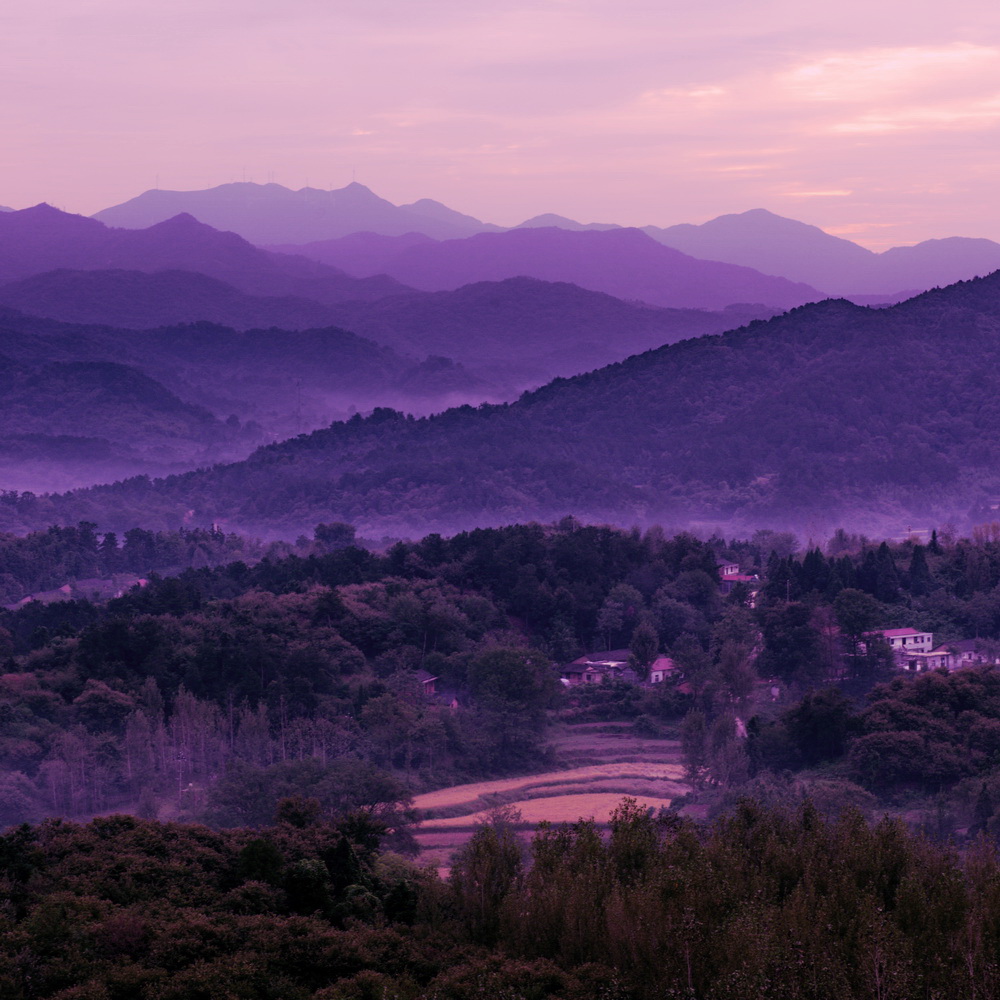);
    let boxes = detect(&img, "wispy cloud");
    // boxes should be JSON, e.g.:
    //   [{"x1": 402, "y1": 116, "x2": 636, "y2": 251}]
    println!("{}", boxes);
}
[{"x1": 781, "y1": 44, "x2": 1000, "y2": 103}]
